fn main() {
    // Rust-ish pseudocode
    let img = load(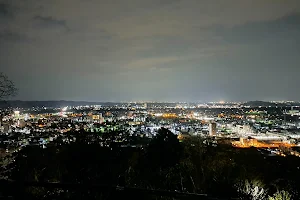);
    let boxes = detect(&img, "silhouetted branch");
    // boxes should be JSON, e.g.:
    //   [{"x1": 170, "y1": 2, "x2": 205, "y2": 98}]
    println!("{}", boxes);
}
[{"x1": 0, "y1": 72, "x2": 17, "y2": 100}]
